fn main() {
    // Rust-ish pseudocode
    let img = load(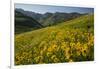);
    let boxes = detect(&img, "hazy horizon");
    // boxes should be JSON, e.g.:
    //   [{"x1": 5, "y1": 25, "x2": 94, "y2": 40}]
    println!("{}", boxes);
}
[{"x1": 15, "y1": 3, "x2": 94, "y2": 14}]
